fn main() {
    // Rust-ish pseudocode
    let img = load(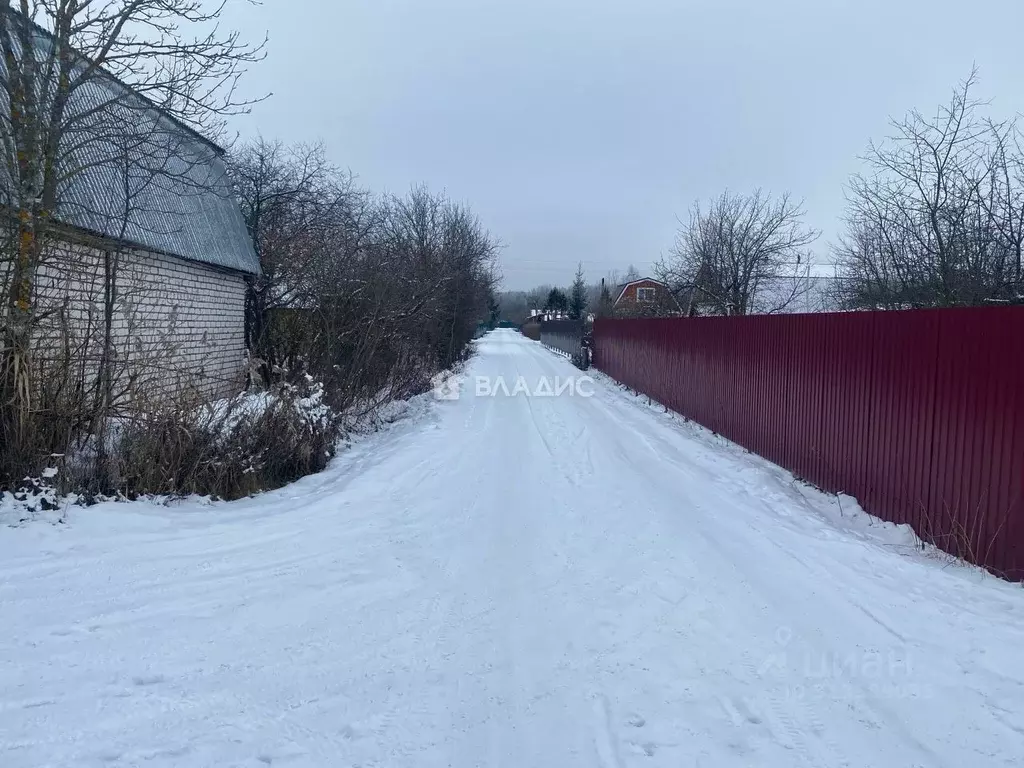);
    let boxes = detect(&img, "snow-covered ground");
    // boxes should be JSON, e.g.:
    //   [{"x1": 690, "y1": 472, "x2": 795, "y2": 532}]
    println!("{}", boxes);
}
[{"x1": 2, "y1": 329, "x2": 1023, "y2": 767}]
